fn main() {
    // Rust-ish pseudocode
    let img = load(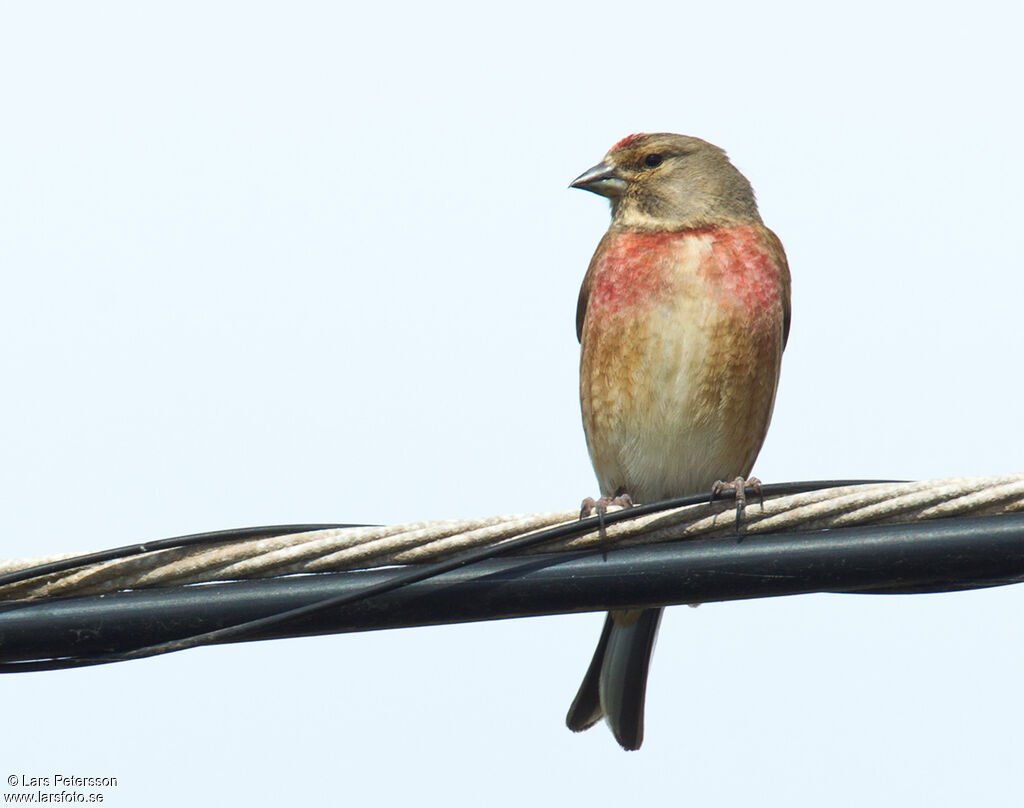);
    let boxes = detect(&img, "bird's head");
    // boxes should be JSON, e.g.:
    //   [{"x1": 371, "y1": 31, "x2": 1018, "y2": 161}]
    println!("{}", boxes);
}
[{"x1": 570, "y1": 133, "x2": 762, "y2": 231}]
